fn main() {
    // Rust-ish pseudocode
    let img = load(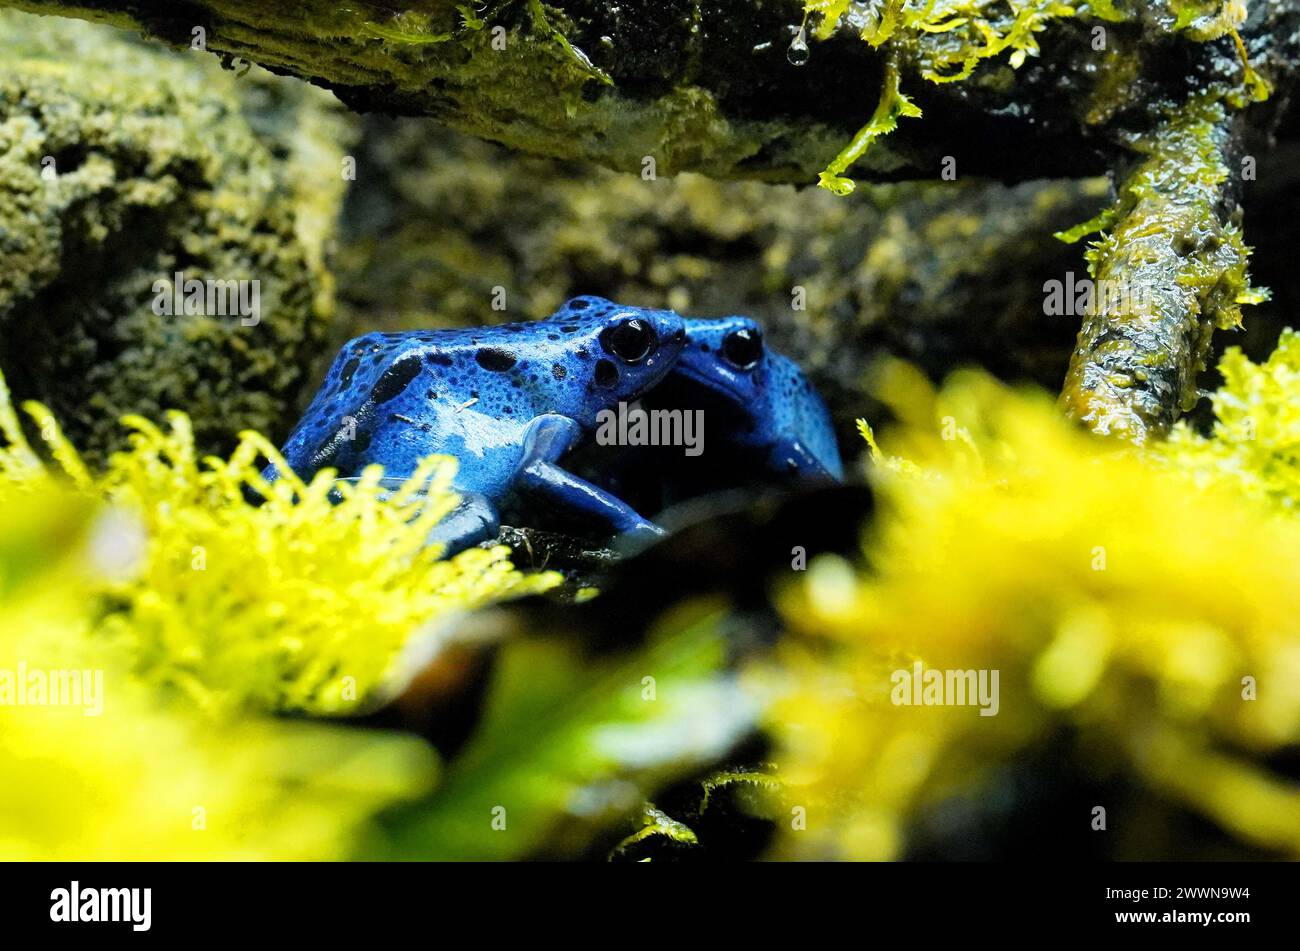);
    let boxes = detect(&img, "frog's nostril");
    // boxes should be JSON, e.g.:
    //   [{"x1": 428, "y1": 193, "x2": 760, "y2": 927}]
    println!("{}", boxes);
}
[
  {"x1": 674, "y1": 328, "x2": 684, "y2": 342},
  {"x1": 594, "y1": 359, "x2": 619, "y2": 387}
]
